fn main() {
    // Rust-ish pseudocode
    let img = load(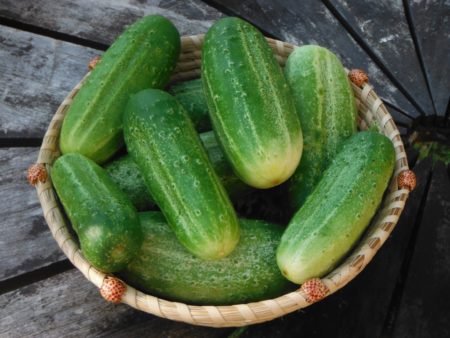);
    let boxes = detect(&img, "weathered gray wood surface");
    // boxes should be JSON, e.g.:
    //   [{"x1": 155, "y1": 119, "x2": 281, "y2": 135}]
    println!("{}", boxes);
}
[
  {"x1": 0, "y1": 269, "x2": 231, "y2": 338},
  {"x1": 0, "y1": 148, "x2": 65, "y2": 282},
  {"x1": 208, "y1": 0, "x2": 421, "y2": 122},
  {"x1": 328, "y1": 0, "x2": 435, "y2": 116},
  {"x1": 0, "y1": 0, "x2": 223, "y2": 45},
  {"x1": 0, "y1": 26, "x2": 98, "y2": 139},
  {"x1": 390, "y1": 161, "x2": 450, "y2": 338},
  {"x1": 407, "y1": 0, "x2": 450, "y2": 118}
]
